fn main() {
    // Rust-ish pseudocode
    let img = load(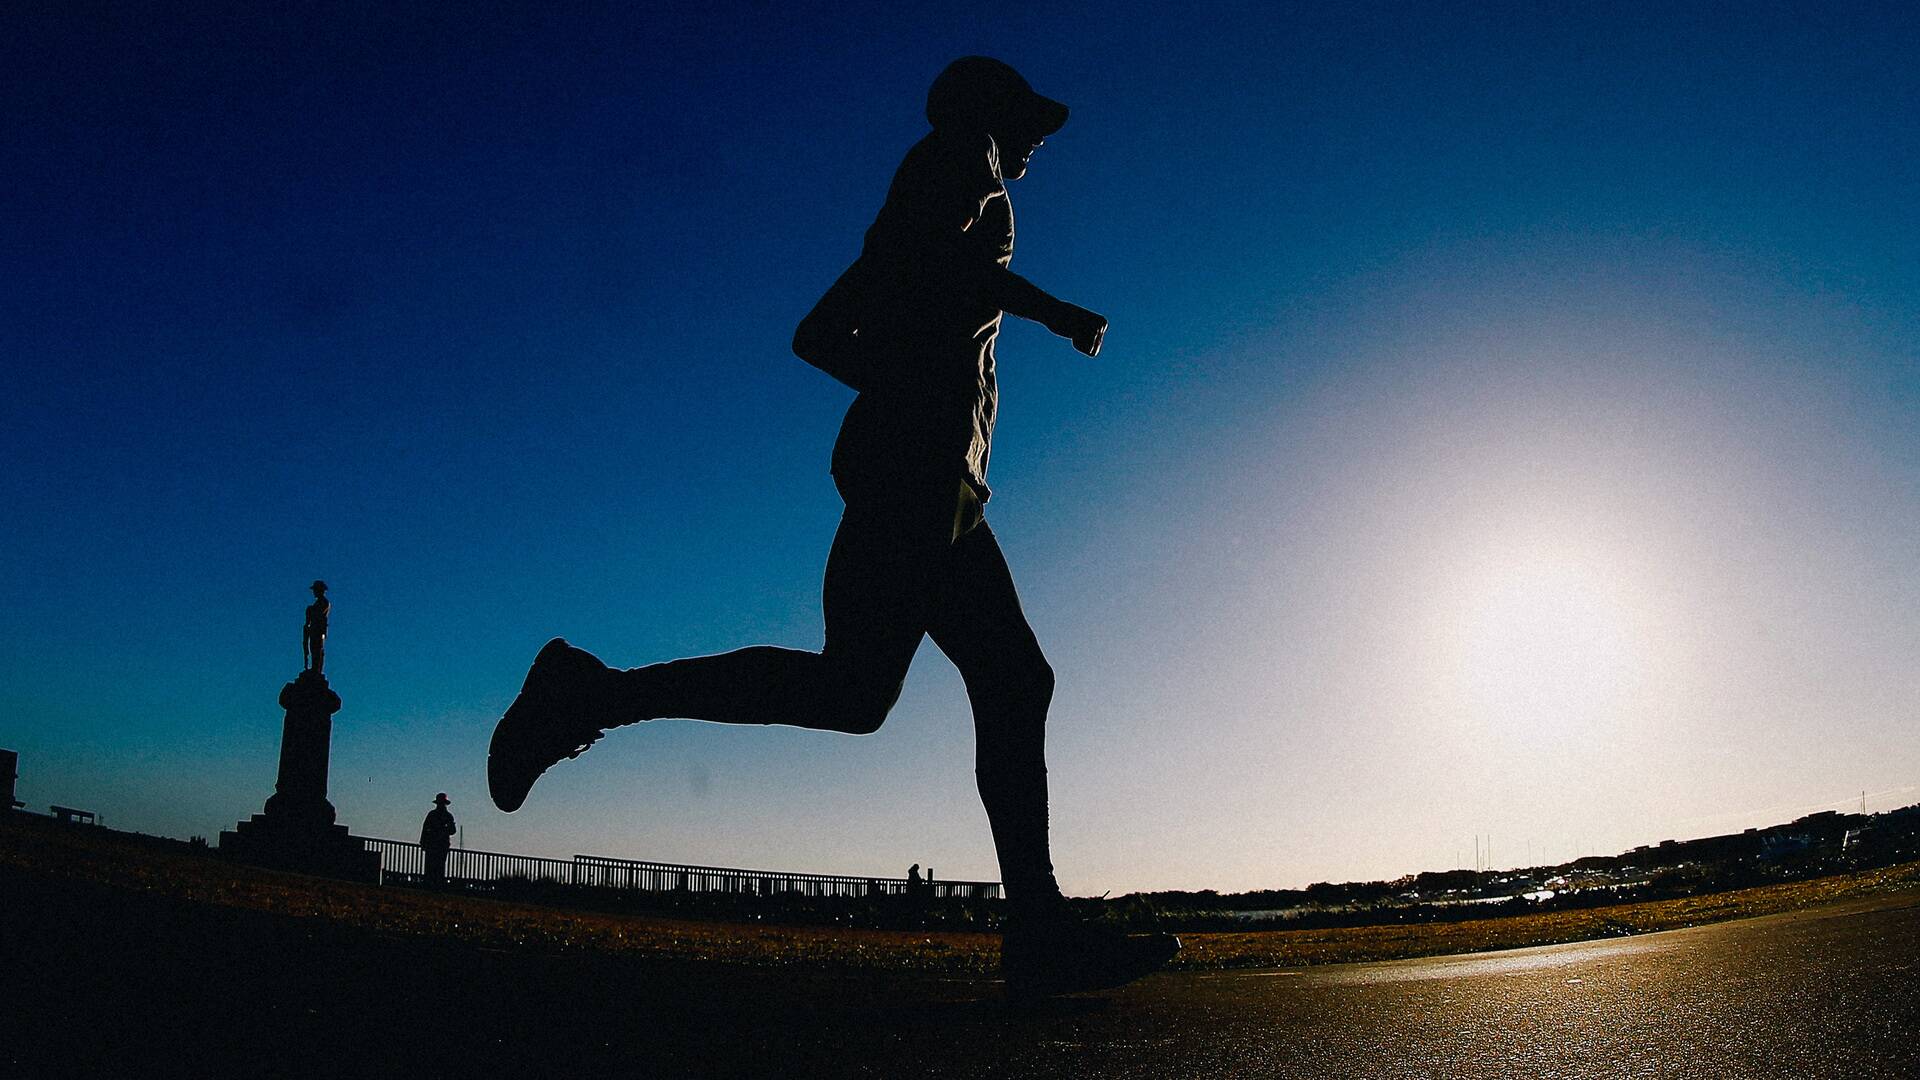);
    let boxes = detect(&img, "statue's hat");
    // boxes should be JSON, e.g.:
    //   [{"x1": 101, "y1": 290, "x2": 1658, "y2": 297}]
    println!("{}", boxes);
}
[
  {"x1": 311, "y1": 580, "x2": 328, "y2": 593},
  {"x1": 434, "y1": 792, "x2": 450, "y2": 805}
]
